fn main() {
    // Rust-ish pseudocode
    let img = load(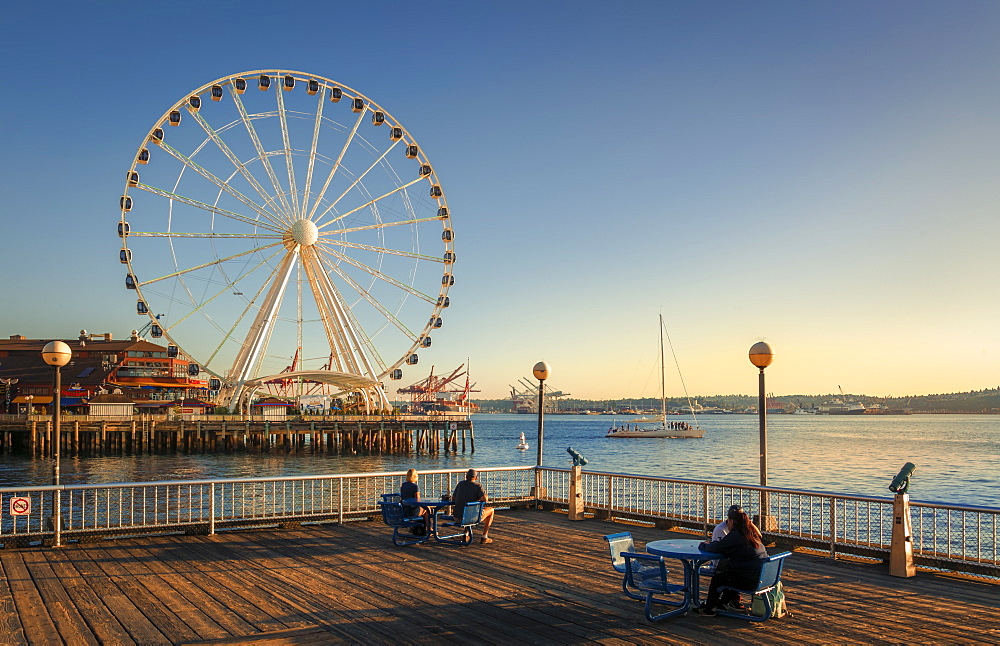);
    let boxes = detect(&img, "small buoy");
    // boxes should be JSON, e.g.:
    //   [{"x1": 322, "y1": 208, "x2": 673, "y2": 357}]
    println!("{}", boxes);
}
[{"x1": 516, "y1": 432, "x2": 529, "y2": 451}]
